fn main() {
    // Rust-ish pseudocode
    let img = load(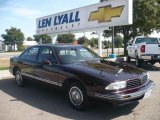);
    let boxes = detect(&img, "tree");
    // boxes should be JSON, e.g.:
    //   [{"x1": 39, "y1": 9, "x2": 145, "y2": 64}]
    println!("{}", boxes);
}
[
  {"x1": 89, "y1": 38, "x2": 98, "y2": 49},
  {"x1": 77, "y1": 36, "x2": 89, "y2": 46},
  {"x1": 33, "y1": 34, "x2": 52, "y2": 44},
  {"x1": 1, "y1": 27, "x2": 24, "y2": 51},
  {"x1": 103, "y1": 40, "x2": 111, "y2": 49},
  {"x1": 114, "y1": 35, "x2": 123, "y2": 48},
  {"x1": 56, "y1": 34, "x2": 75, "y2": 43},
  {"x1": 27, "y1": 37, "x2": 33, "y2": 41},
  {"x1": 101, "y1": 0, "x2": 160, "y2": 55}
]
